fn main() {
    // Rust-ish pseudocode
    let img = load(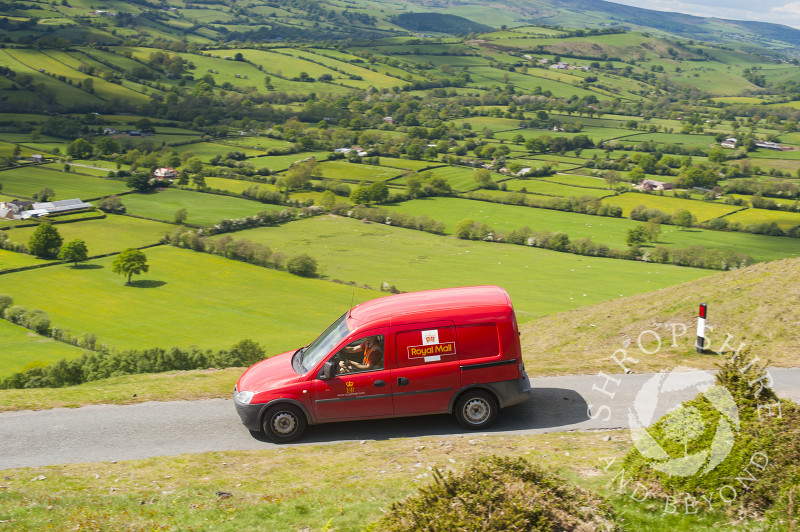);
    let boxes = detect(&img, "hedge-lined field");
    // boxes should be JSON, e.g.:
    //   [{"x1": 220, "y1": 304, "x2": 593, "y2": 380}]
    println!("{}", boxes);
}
[
  {"x1": 381, "y1": 197, "x2": 800, "y2": 262},
  {"x1": 0, "y1": 319, "x2": 89, "y2": 376},
  {"x1": 724, "y1": 207, "x2": 800, "y2": 229},
  {"x1": 0, "y1": 166, "x2": 128, "y2": 199},
  {"x1": 601, "y1": 192, "x2": 741, "y2": 220},
  {"x1": 121, "y1": 189, "x2": 284, "y2": 226},
  {"x1": 3, "y1": 215, "x2": 172, "y2": 255},
  {"x1": 0, "y1": 246, "x2": 380, "y2": 356},
  {"x1": 207, "y1": 215, "x2": 712, "y2": 321}
]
